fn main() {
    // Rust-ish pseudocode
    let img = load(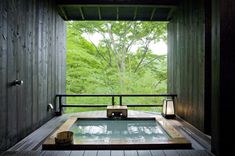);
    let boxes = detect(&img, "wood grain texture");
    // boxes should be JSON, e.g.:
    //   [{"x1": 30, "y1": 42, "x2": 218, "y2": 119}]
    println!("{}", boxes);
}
[
  {"x1": 84, "y1": 151, "x2": 98, "y2": 156},
  {"x1": 124, "y1": 150, "x2": 138, "y2": 156},
  {"x1": 167, "y1": 0, "x2": 209, "y2": 133},
  {"x1": 204, "y1": 0, "x2": 212, "y2": 135},
  {"x1": 137, "y1": 150, "x2": 152, "y2": 156},
  {"x1": 150, "y1": 150, "x2": 165, "y2": 156},
  {"x1": 0, "y1": 0, "x2": 66, "y2": 151},
  {"x1": 70, "y1": 151, "x2": 84, "y2": 156},
  {"x1": 164, "y1": 150, "x2": 179, "y2": 156},
  {"x1": 6, "y1": 0, "x2": 18, "y2": 149},
  {"x1": 0, "y1": 0, "x2": 8, "y2": 151},
  {"x1": 211, "y1": 1, "x2": 219, "y2": 155},
  {"x1": 97, "y1": 150, "x2": 111, "y2": 156},
  {"x1": 111, "y1": 150, "x2": 124, "y2": 156}
]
